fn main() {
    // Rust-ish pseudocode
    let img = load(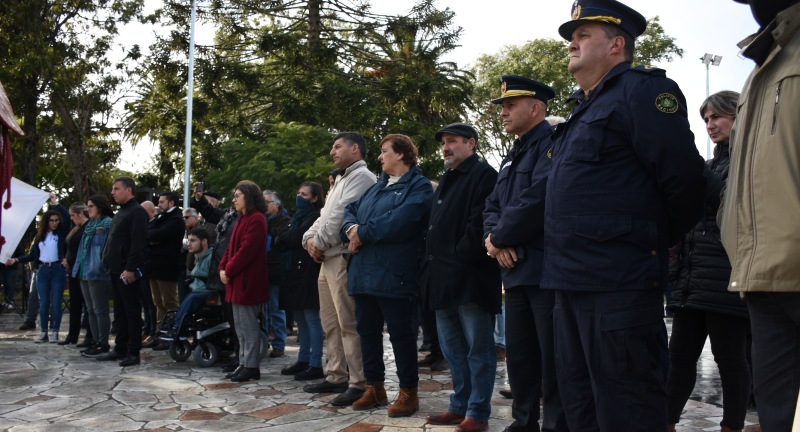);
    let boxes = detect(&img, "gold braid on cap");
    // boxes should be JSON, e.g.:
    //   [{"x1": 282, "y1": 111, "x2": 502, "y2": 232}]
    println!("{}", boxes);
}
[
  {"x1": 501, "y1": 90, "x2": 536, "y2": 98},
  {"x1": 580, "y1": 15, "x2": 622, "y2": 25}
]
